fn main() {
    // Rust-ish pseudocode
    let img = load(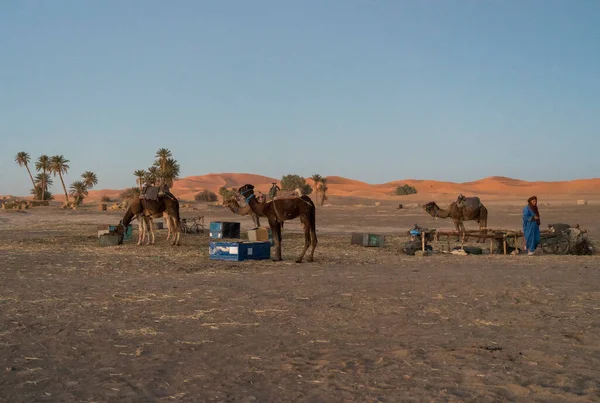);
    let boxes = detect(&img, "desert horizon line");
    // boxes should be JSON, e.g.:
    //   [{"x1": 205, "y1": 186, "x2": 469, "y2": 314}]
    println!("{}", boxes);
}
[{"x1": 5, "y1": 172, "x2": 600, "y2": 199}]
